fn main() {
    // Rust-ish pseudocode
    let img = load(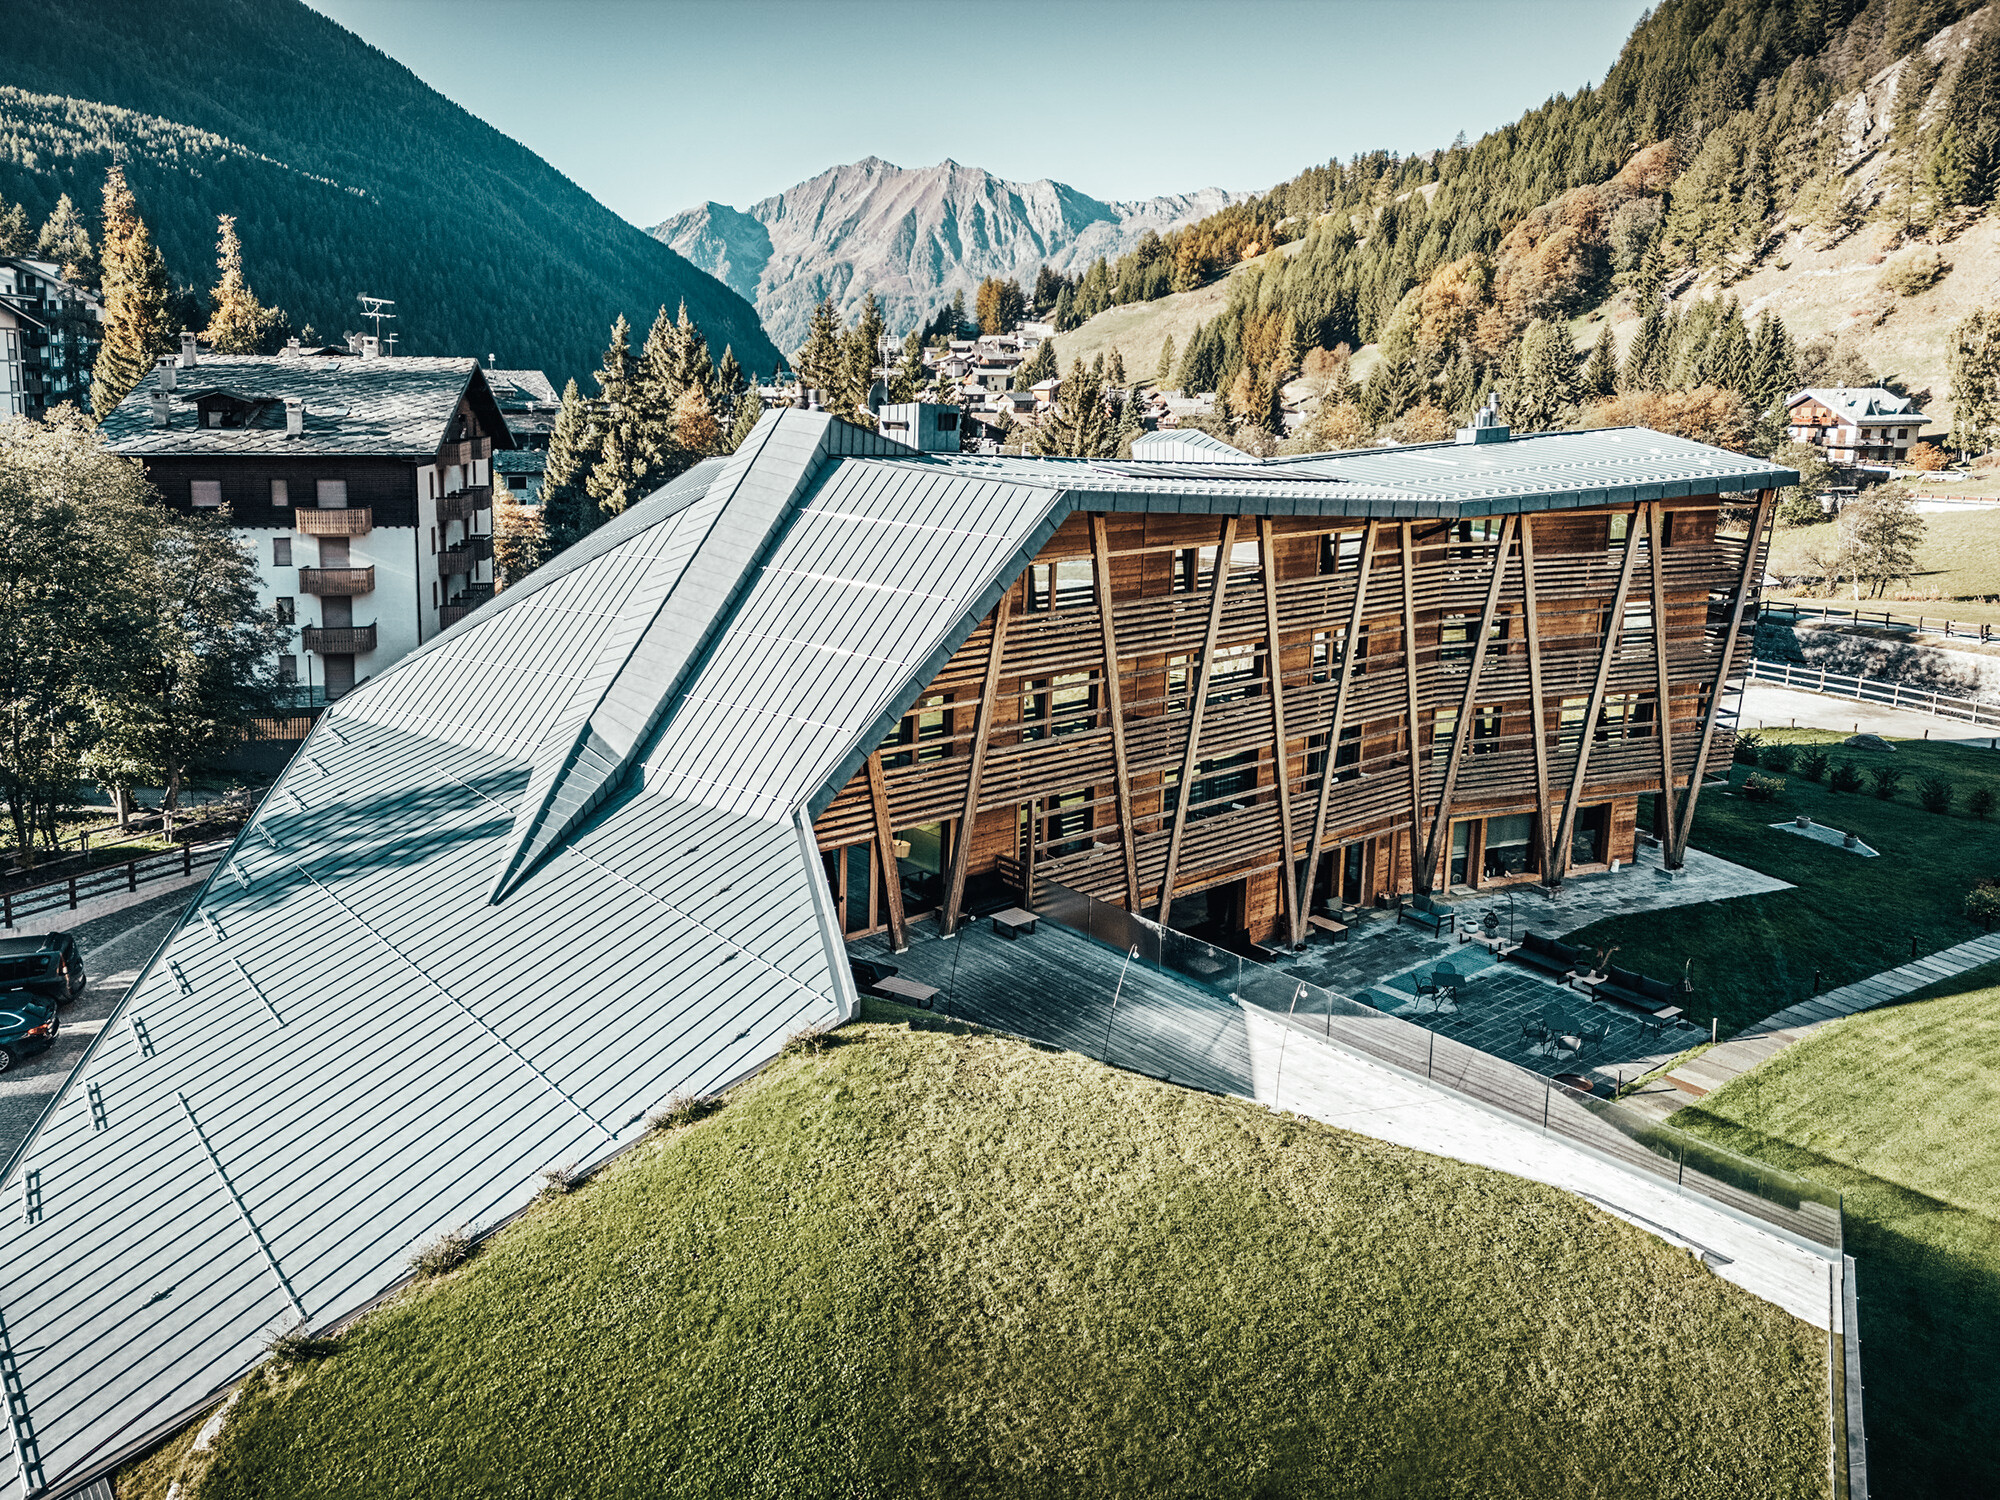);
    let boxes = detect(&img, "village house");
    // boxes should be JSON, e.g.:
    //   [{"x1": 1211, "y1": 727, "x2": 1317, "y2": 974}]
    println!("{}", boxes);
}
[{"x1": 1784, "y1": 386, "x2": 1928, "y2": 466}]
